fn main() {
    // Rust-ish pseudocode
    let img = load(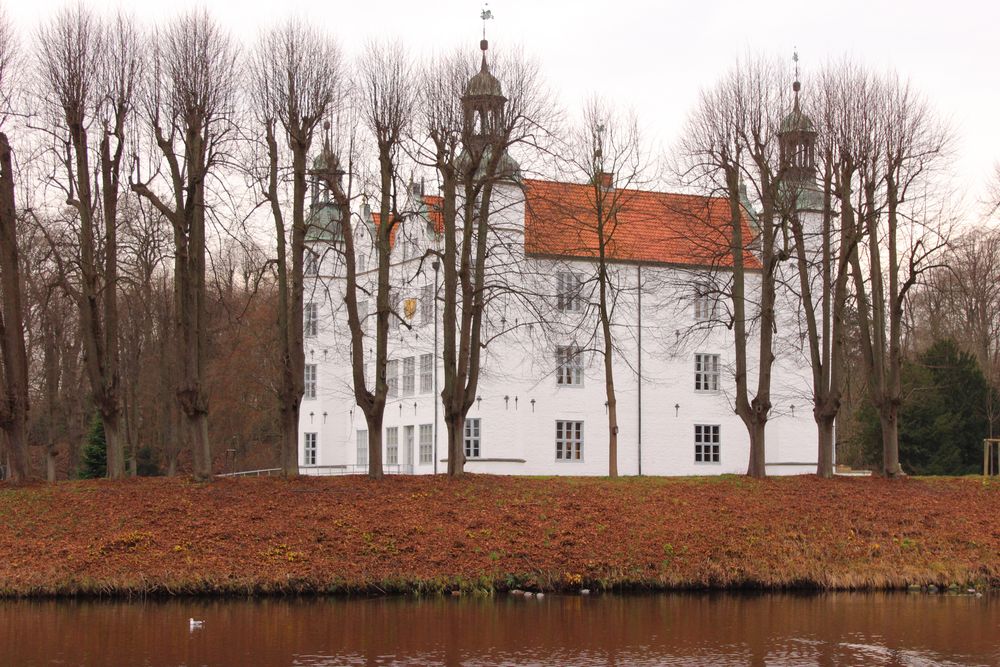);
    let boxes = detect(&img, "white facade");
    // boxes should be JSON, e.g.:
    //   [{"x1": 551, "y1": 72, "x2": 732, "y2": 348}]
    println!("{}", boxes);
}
[{"x1": 298, "y1": 178, "x2": 820, "y2": 477}]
